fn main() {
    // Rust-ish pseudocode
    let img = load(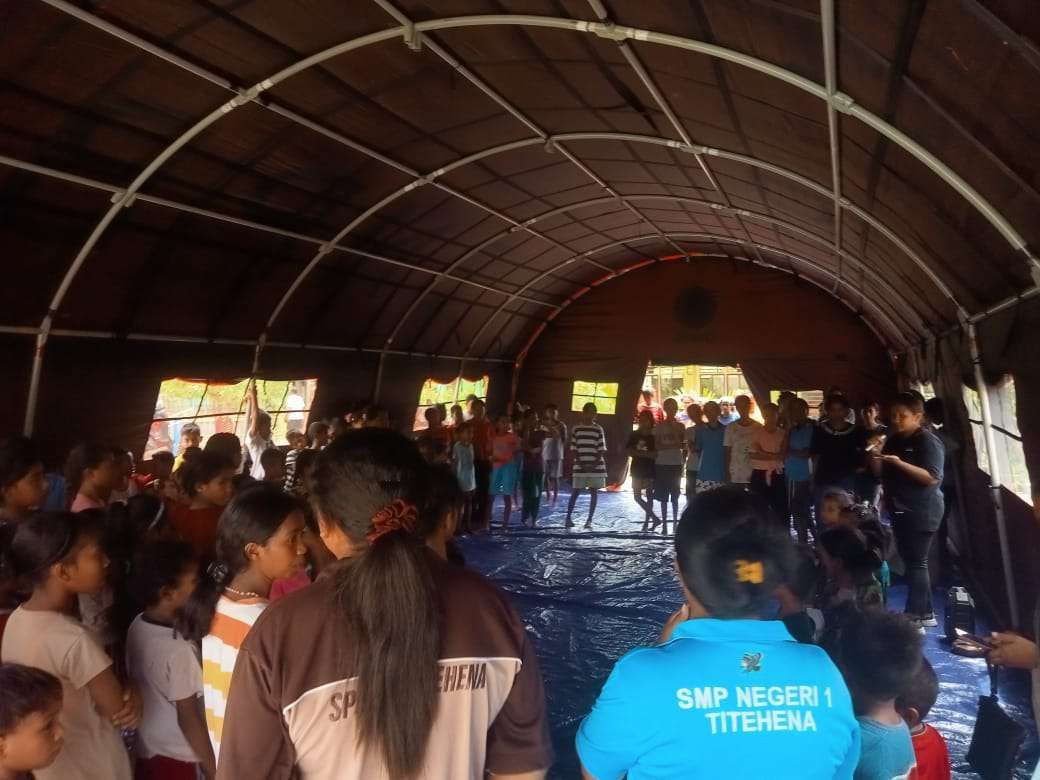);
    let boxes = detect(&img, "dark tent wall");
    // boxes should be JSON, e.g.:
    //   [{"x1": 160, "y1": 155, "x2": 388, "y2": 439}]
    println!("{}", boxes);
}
[
  {"x1": 516, "y1": 259, "x2": 896, "y2": 481},
  {"x1": 0, "y1": 335, "x2": 509, "y2": 465}
]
